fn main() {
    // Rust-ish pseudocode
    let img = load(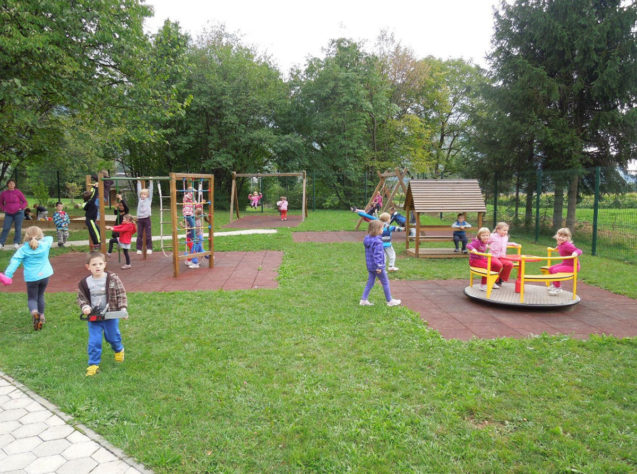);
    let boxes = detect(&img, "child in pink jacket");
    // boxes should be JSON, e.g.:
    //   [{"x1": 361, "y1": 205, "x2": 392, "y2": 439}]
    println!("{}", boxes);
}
[
  {"x1": 489, "y1": 222, "x2": 520, "y2": 285},
  {"x1": 548, "y1": 227, "x2": 582, "y2": 295}
]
